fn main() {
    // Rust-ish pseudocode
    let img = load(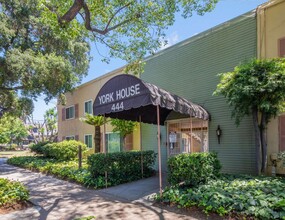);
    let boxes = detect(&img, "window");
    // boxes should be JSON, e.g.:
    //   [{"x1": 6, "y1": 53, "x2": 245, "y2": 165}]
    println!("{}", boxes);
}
[
  {"x1": 66, "y1": 136, "x2": 75, "y2": 141},
  {"x1": 66, "y1": 106, "x2": 75, "y2": 119},
  {"x1": 85, "y1": 134, "x2": 93, "y2": 148},
  {"x1": 167, "y1": 118, "x2": 208, "y2": 157},
  {"x1": 279, "y1": 37, "x2": 285, "y2": 58},
  {"x1": 279, "y1": 115, "x2": 285, "y2": 152},
  {"x1": 84, "y1": 100, "x2": 93, "y2": 114},
  {"x1": 106, "y1": 133, "x2": 122, "y2": 153}
]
